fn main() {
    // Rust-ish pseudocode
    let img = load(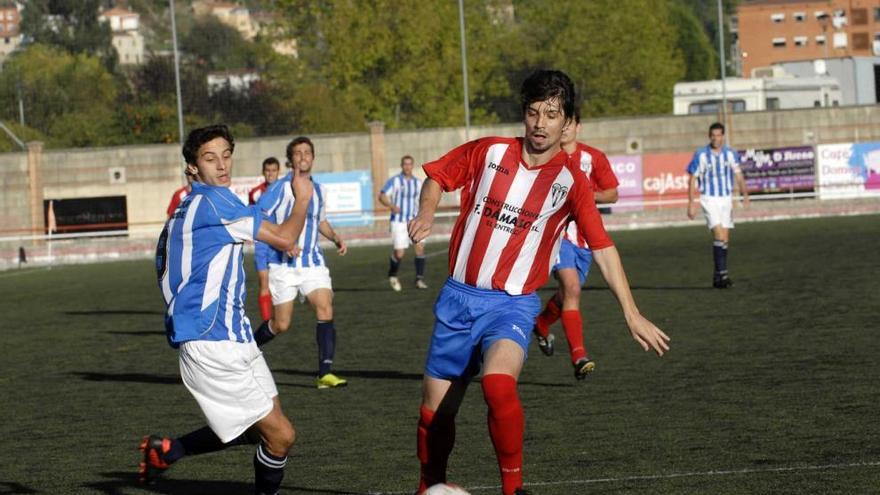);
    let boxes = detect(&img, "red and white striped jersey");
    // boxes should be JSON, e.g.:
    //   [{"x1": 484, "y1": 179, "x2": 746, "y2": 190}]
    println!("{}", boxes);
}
[
  {"x1": 563, "y1": 143, "x2": 619, "y2": 248},
  {"x1": 424, "y1": 137, "x2": 613, "y2": 295}
]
